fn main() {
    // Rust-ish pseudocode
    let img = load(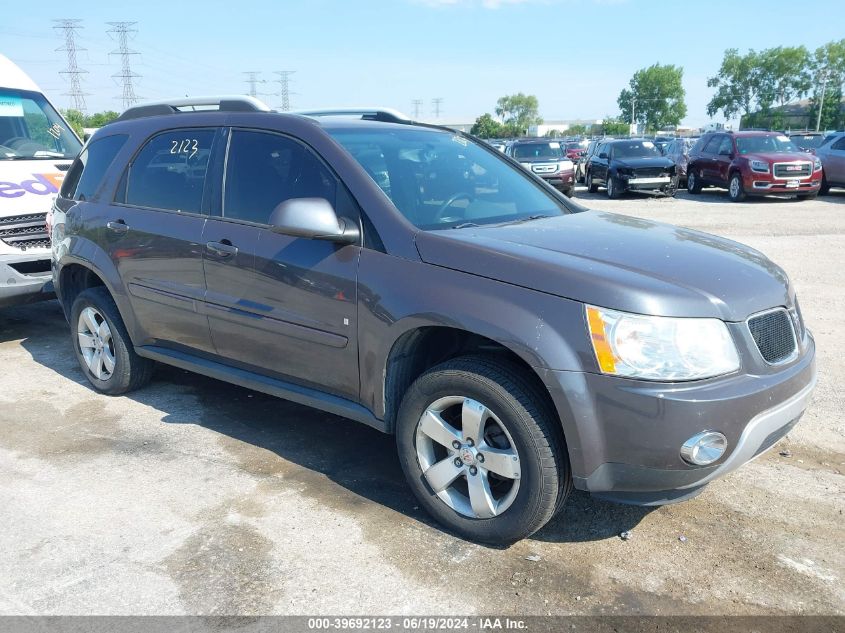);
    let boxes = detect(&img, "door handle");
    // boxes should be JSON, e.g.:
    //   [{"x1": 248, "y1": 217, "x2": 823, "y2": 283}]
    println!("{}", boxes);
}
[
  {"x1": 106, "y1": 220, "x2": 129, "y2": 234},
  {"x1": 206, "y1": 240, "x2": 238, "y2": 258}
]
